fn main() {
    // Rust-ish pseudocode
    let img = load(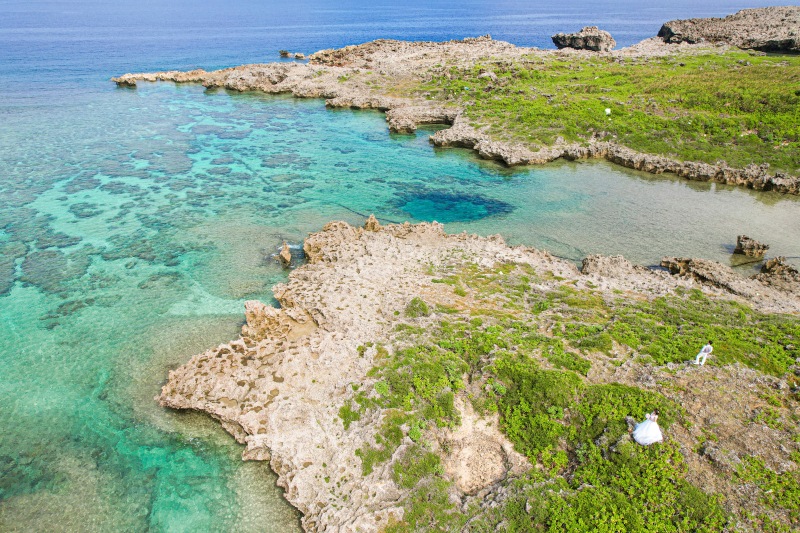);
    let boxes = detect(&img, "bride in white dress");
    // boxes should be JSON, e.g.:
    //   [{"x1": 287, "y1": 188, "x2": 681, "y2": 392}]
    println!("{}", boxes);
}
[{"x1": 632, "y1": 410, "x2": 663, "y2": 445}]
